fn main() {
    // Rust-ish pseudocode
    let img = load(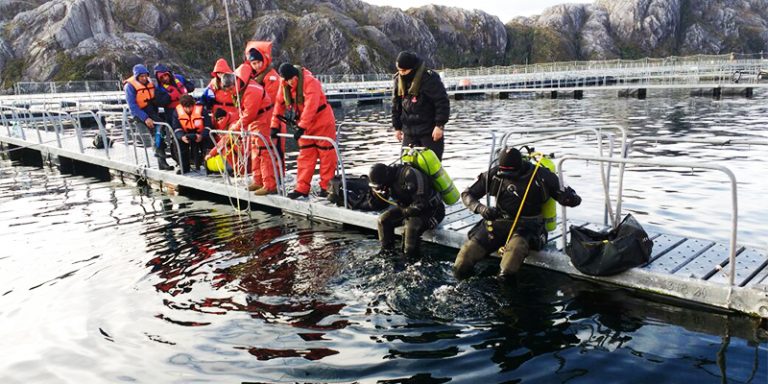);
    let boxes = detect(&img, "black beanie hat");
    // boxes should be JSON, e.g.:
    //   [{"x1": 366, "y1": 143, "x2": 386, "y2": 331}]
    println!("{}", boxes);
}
[
  {"x1": 369, "y1": 163, "x2": 394, "y2": 188},
  {"x1": 214, "y1": 108, "x2": 228, "y2": 120},
  {"x1": 396, "y1": 51, "x2": 420, "y2": 70},
  {"x1": 498, "y1": 148, "x2": 523, "y2": 172},
  {"x1": 278, "y1": 63, "x2": 300, "y2": 80},
  {"x1": 247, "y1": 48, "x2": 263, "y2": 62}
]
